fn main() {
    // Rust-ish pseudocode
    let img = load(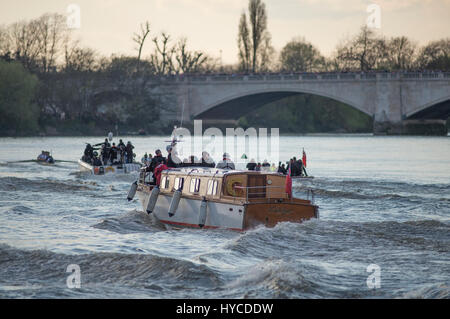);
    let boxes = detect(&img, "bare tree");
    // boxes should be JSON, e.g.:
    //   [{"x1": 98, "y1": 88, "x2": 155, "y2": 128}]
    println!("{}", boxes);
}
[
  {"x1": 150, "y1": 32, "x2": 175, "y2": 75},
  {"x1": 9, "y1": 20, "x2": 41, "y2": 70},
  {"x1": 2, "y1": 13, "x2": 69, "y2": 73},
  {"x1": 416, "y1": 38, "x2": 450, "y2": 71},
  {"x1": 35, "y1": 13, "x2": 70, "y2": 73},
  {"x1": 64, "y1": 40, "x2": 97, "y2": 72},
  {"x1": 174, "y1": 37, "x2": 208, "y2": 74},
  {"x1": 133, "y1": 21, "x2": 151, "y2": 70},
  {"x1": 384, "y1": 36, "x2": 417, "y2": 71},
  {"x1": 335, "y1": 26, "x2": 387, "y2": 71}
]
